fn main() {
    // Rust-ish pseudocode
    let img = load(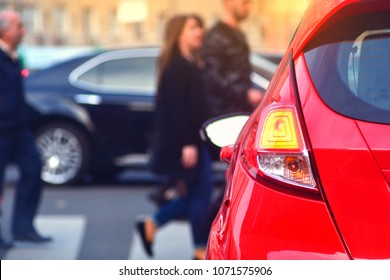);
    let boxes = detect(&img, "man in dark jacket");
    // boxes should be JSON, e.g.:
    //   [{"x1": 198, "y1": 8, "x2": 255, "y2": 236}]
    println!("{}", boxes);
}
[
  {"x1": 202, "y1": 0, "x2": 264, "y2": 226},
  {"x1": 202, "y1": 0, "x2": 263, "y2": 117},
  {"x1": 0, "y1": 10, "x2": 51, "y2": 249}
]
